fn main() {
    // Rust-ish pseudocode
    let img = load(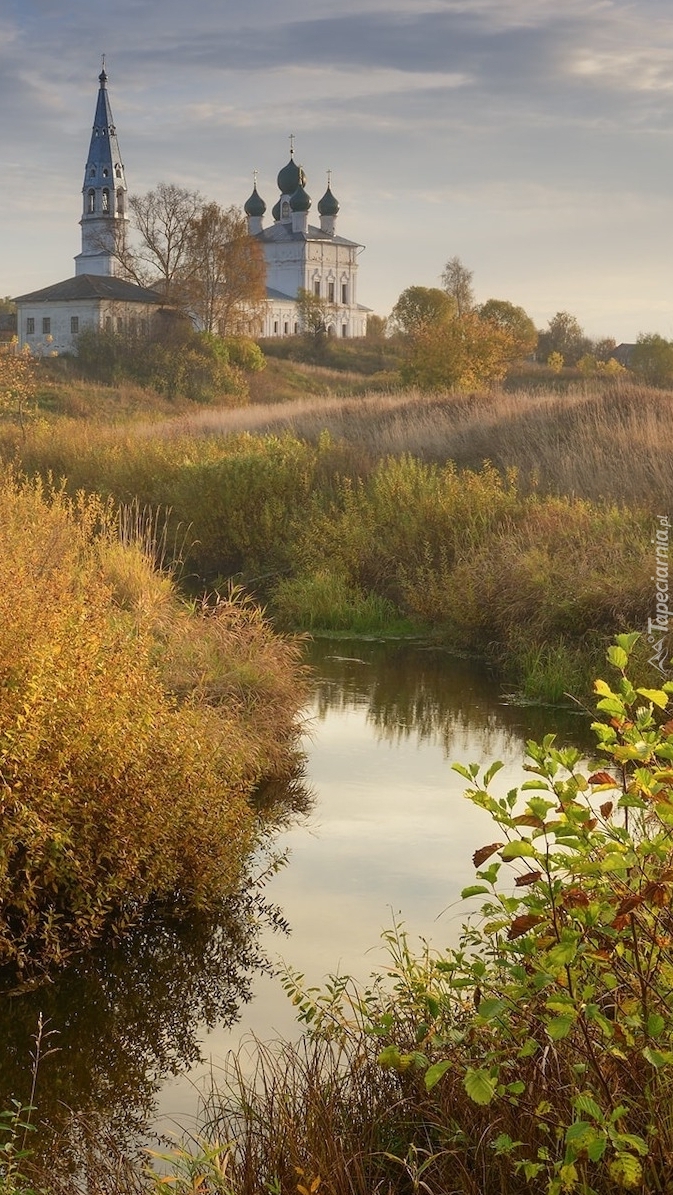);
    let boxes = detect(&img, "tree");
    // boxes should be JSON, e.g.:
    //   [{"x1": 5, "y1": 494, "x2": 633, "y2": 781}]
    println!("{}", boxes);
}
[
  {"x1": 478, "y1": 299, "x2": 538, "y2": 358},
  {"x1": 295, "y1": 288, "x2": 332, "y2": 343},
  {"x1": 400, "y1": 312, "x2": 515, "y2": 392},
  {"x1": 0, "y1": 344, "x2": 36, "y2": 435},
  {"x1": 365, "y1": 314, "x2": 388, "y2": 341},
  {"x1": 630, "y1": 333, "x2": 673, "y2": 387},
  {"x1": 390, "y1": 286, "x2": 455, "y2": 336},
  {"x1": 537, "y1": 311, "x2": 588, "y2": 366},
  {"x1": 0, "y1": 297, "x2": 16, "y2": 315},
  {"x1": 183, "y1": 203, "x2": 266, "y2": 336},
  {"x1": 440, "y1": 256, "x2": 475, "y2": 316},
  {"x1": 119, "y1": 183, "x2": 204, "y2": 300}
]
